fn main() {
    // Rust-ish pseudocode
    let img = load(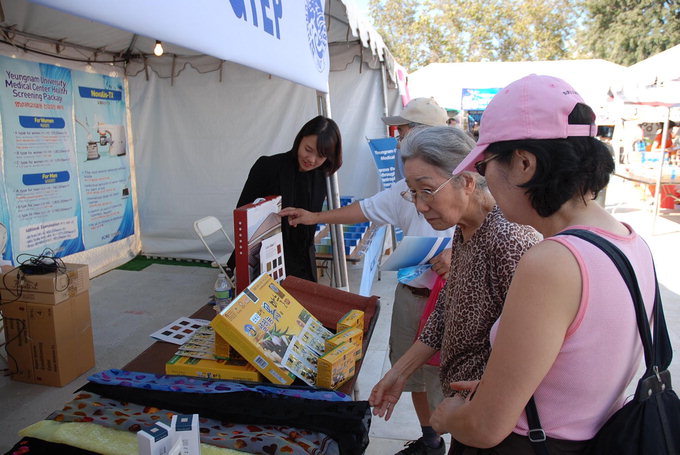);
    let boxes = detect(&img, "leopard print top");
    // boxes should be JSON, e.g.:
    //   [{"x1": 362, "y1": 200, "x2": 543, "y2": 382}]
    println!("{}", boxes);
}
[{"x1": 419, "y1": 206, "x2": 542, "y2": 396}]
